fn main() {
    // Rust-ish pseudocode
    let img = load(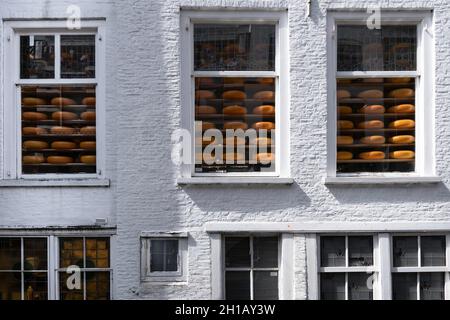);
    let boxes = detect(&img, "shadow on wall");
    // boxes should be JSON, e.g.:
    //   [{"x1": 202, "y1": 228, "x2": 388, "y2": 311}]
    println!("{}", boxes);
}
[
  {"x1": 181, "y1": 182, "x2": 311, "y2": 213},
  {"x1": 327, "y1": 182, "x2": 450, "y2": 204}
]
